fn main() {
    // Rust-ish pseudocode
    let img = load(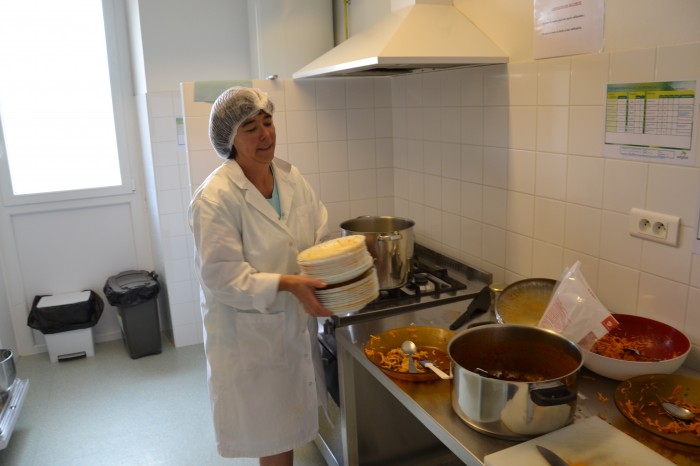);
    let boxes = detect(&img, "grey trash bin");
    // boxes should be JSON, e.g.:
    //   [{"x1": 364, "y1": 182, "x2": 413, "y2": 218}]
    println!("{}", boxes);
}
[{"x1": 104, "y1": 270, "x2": 161, "y2": 359}]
